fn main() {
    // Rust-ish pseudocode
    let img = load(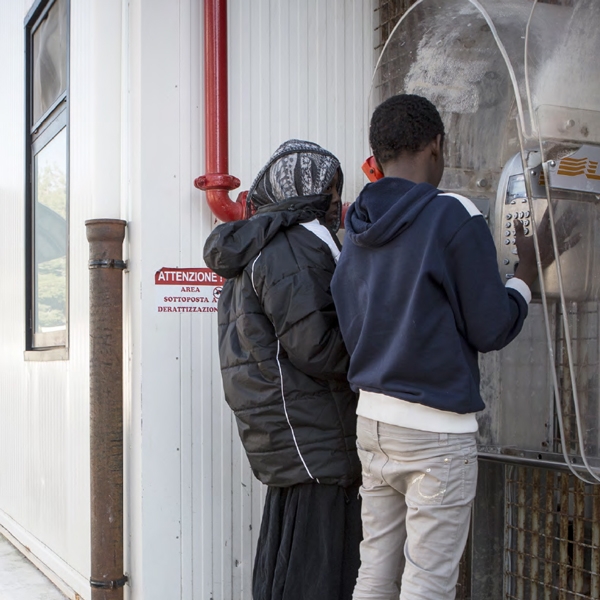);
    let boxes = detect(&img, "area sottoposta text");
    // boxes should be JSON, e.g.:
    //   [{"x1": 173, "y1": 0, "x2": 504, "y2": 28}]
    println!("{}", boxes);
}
[{"x1": 162, "y1": 296, "x2": 213, "y2": 303}]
